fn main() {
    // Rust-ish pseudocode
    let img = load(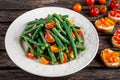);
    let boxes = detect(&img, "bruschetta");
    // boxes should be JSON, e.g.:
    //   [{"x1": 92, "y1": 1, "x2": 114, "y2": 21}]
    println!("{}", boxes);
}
[
  {"x1": 95, "y1": 17, "x2": 115, "y2": 33},
  {"x1": 108, "y1": 9, "x2": 120, "y2": 24},
  {"x1": 112, "y1": 28, "x2": 120, "y2": 48},
  {"x1": 101, "y1": 48, "x2": 120, "y2": 68}
]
